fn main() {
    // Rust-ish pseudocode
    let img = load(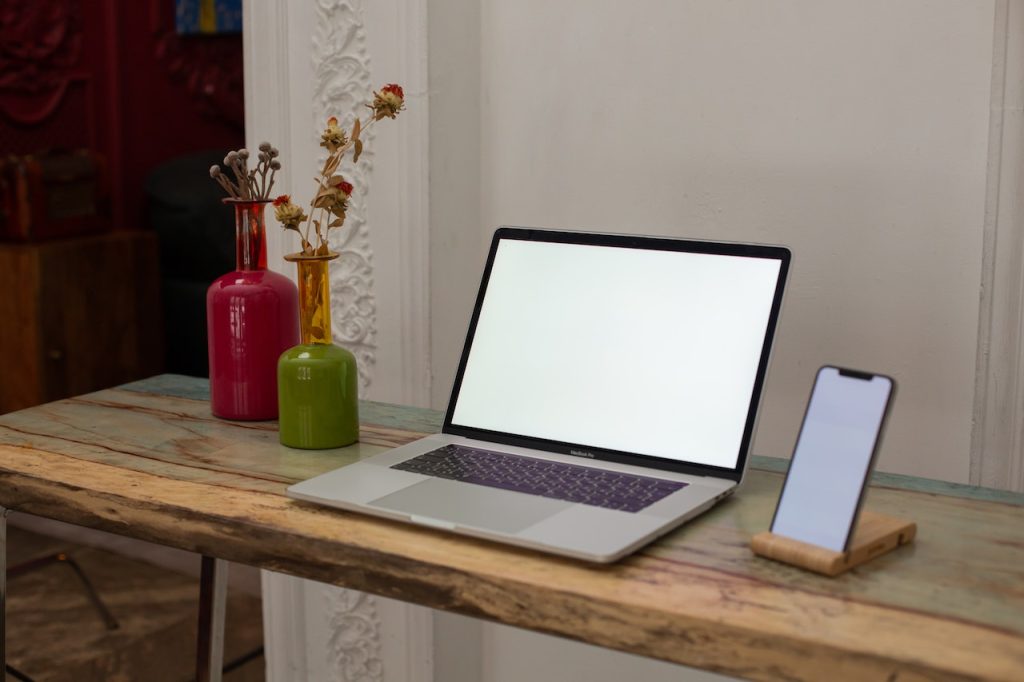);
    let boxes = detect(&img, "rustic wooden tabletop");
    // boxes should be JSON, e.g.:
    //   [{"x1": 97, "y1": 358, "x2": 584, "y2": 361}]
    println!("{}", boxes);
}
[{"x1": 0, "y1": 374, "x2": 1021, "y2": 681}]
